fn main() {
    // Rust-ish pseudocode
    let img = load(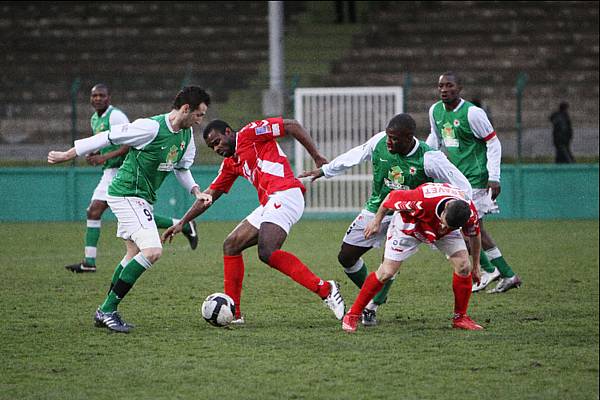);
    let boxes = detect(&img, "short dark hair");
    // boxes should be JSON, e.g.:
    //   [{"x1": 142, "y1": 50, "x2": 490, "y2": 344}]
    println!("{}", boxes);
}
[
  {"x1": 203, "y1": 119, "x2": 232, "y2": 139},
  {"x1": 172, "y1": 86, "x2": 211, "y2": 111},
  {"x1": 386, "y1": 113, "x2": 416, "y2": 133},
  {"x1": 441, "y1": 71, "x2": 462, "y2": 86},
  {"x1": 559, "y1": 101, "x2": 569, "y2": 111},
  {"x1": 444, "y1": 200, "x2": 471, "y2": 229}
]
